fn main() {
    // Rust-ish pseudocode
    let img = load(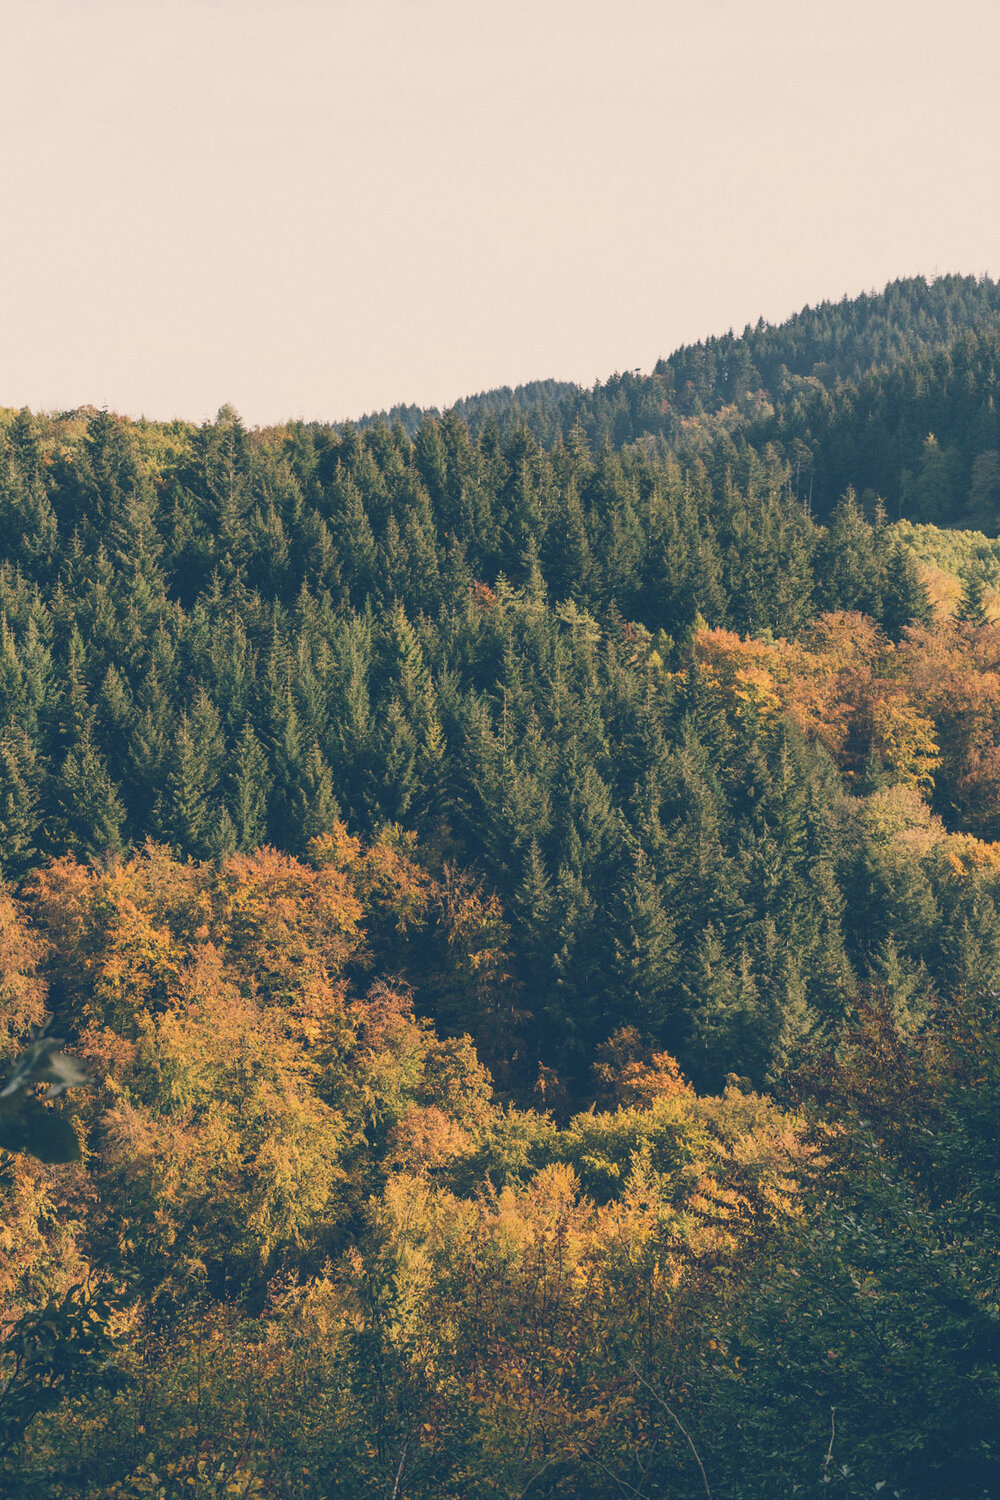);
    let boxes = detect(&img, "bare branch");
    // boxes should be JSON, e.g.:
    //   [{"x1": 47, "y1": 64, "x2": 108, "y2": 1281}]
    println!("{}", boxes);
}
[
  {"x1": 629, "y1": 1363, "x2": 712, "y2": 1500},
  {"x1": 390, "y1": 1436, "x2": 409, "y2": 1500},
  {"x1": 823, "y1": 1406, "x2": 837, "y2": 1483}
]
